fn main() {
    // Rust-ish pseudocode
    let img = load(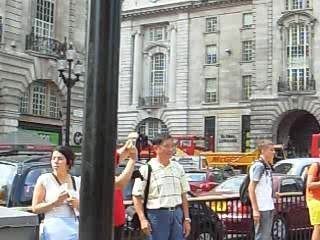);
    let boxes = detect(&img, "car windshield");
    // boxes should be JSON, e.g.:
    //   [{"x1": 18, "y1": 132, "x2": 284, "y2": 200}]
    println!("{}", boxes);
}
[
  {"x1": 215, "y1": 175, "x2": 245, "y2": 193},
  {"x1": 210, "y1": 169, "x2": 228, "y2": 183},
  {"x1": 0, "y1": 163, "x2": 16, "y2": 206},
  {"x1": 274, "y1": 163, "x2": 293, "y2": 175},
  {"x1": 186, "y1": 172, "x2": 206, "y2": 182}
]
